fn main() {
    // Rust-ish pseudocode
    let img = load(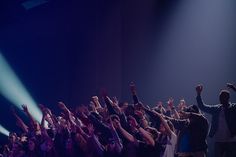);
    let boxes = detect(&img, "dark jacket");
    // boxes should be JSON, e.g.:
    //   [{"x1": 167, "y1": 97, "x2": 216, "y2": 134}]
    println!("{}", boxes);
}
[
  {"x1": 171, "y1": 114, "x2": 209, "y2": 153},
  {"x1": 196, "y1": 95, "x2": 236, "y2": 137}
]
